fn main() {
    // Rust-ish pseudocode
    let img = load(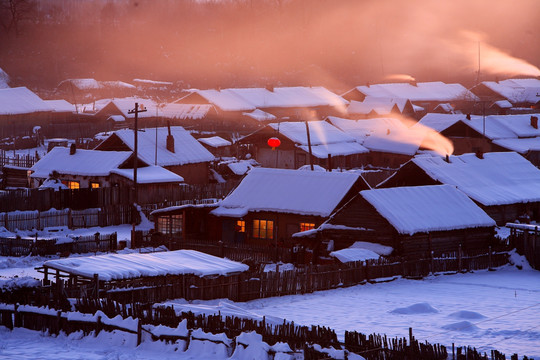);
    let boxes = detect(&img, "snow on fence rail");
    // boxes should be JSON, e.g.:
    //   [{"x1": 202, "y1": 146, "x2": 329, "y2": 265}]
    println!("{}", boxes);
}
[
  {"x1": 0, "y1": 207, "x2": 130, "y2": 231},
  {"x1": 0, "y1": 302, "x2": 515, "y2": 360},
  {"x1": 0, "y1": 232, "x2": 118, "y2": 257}
]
